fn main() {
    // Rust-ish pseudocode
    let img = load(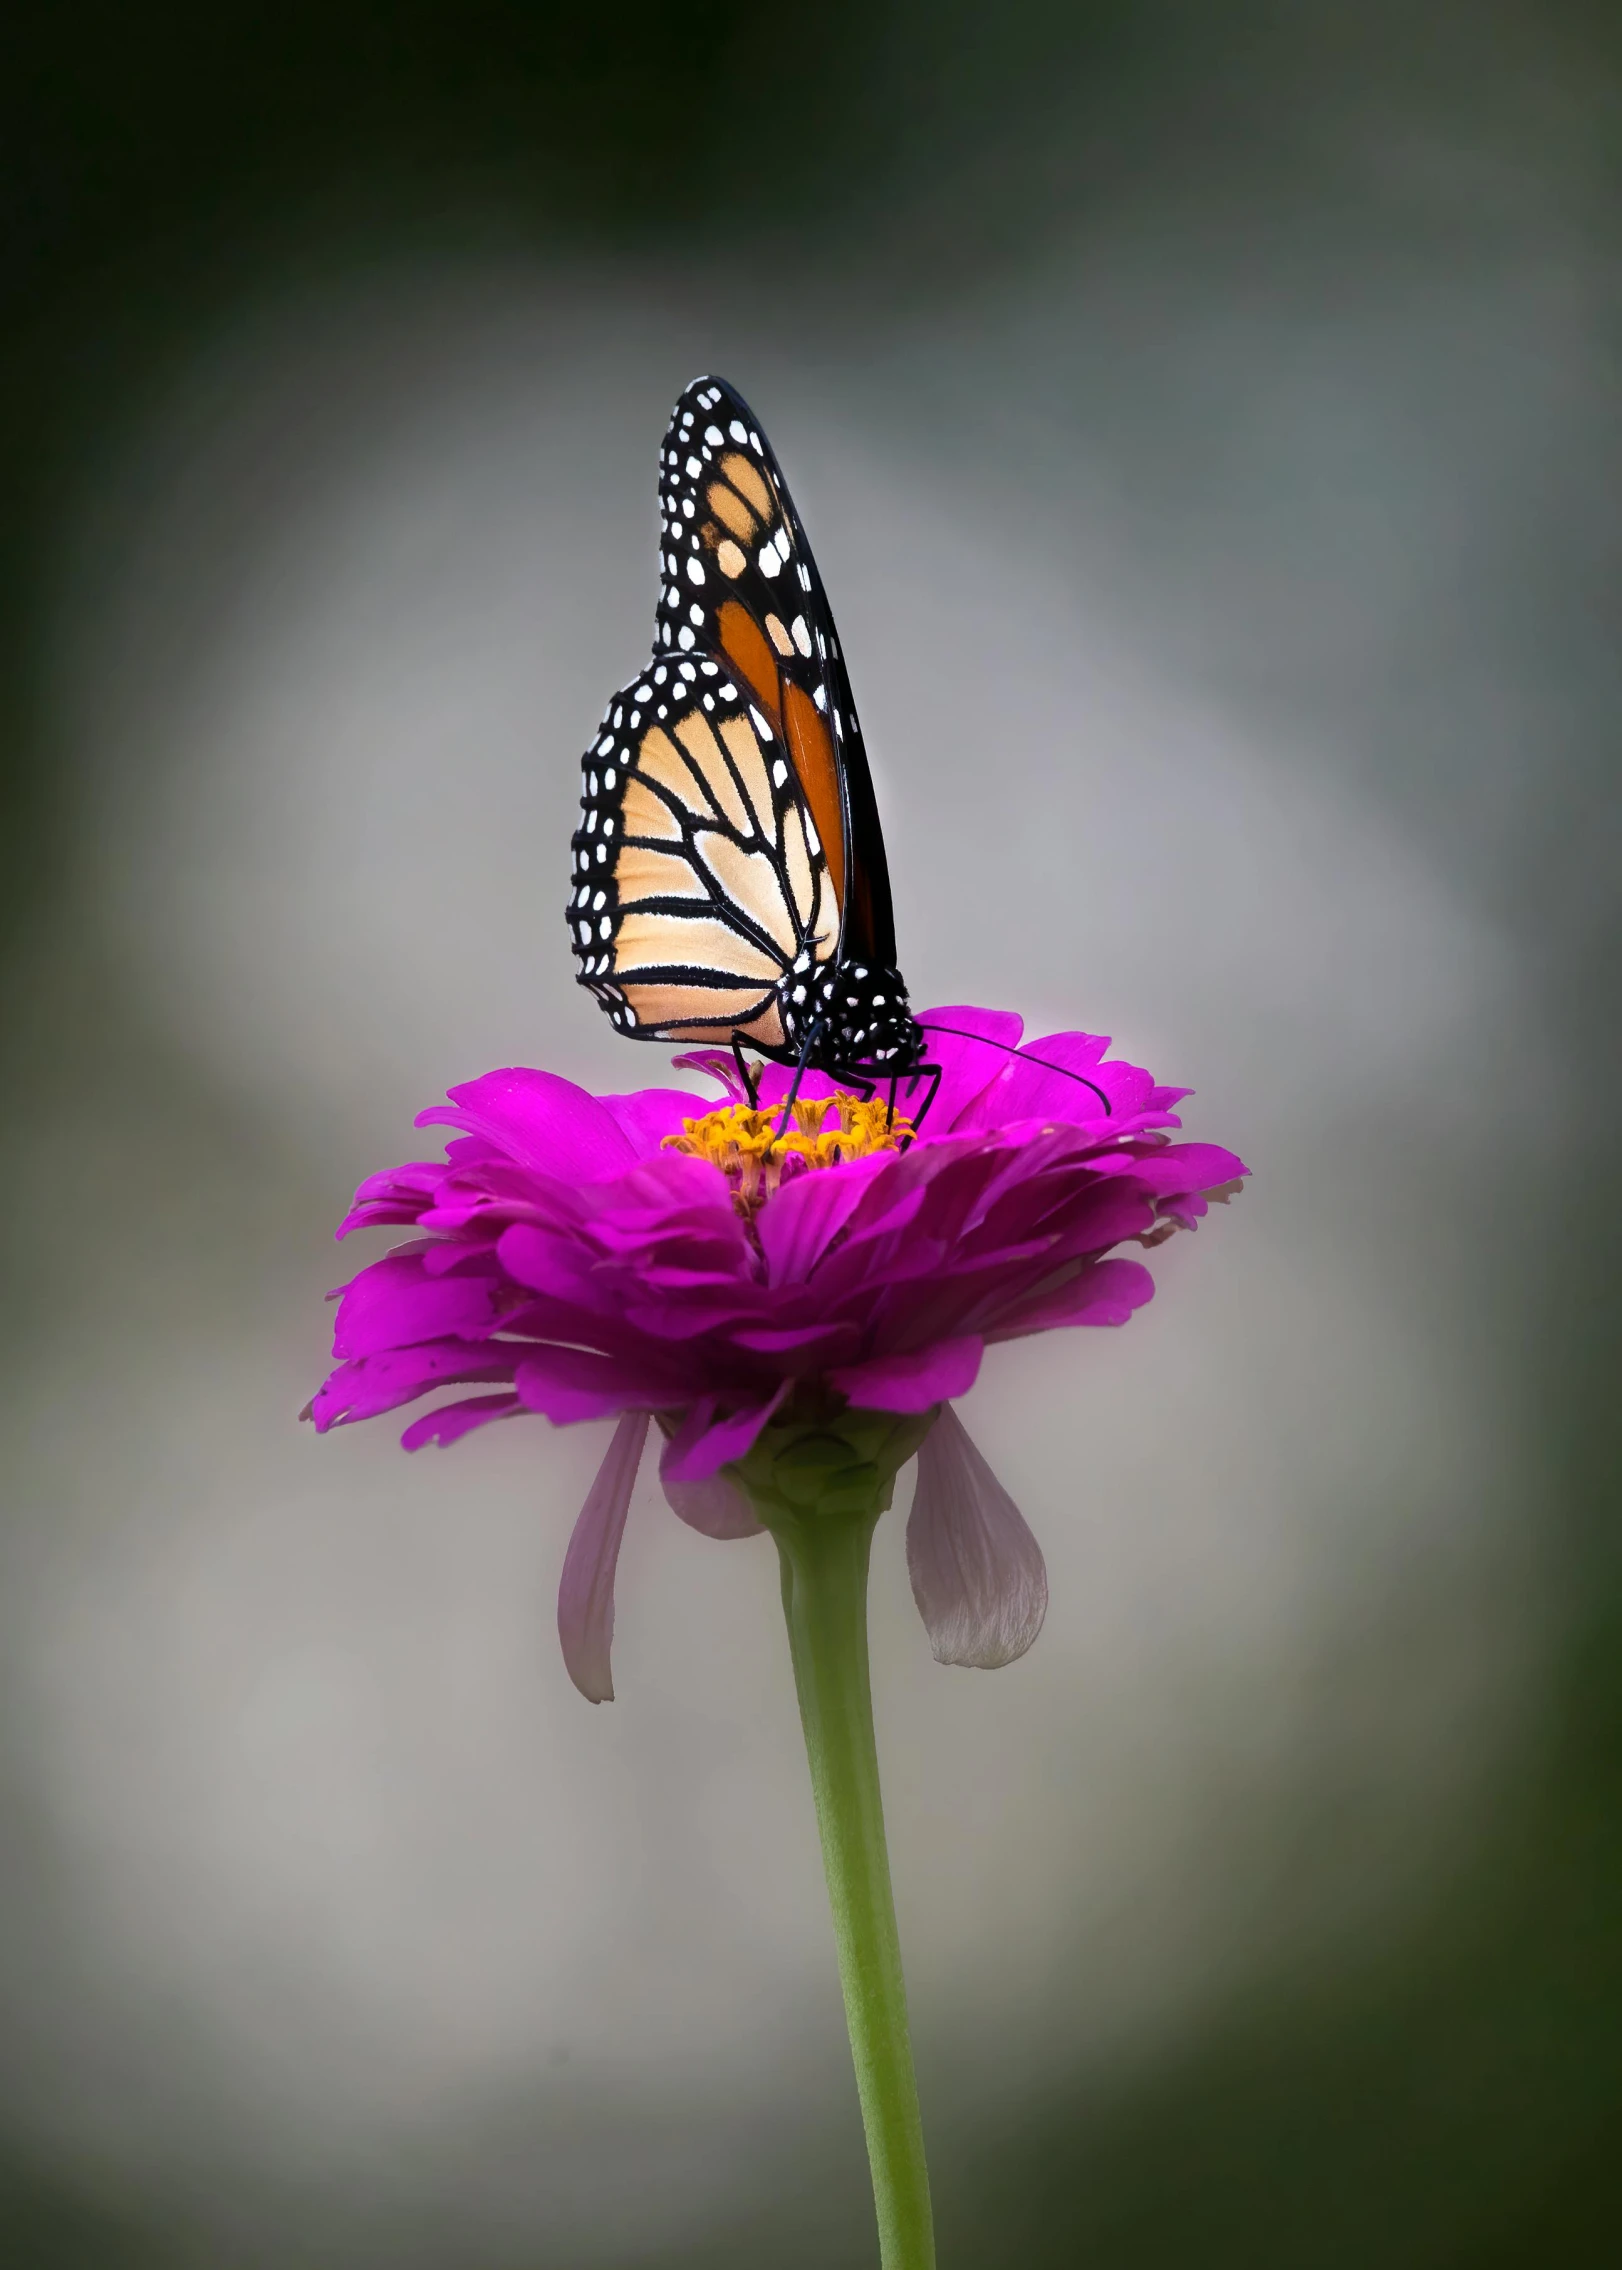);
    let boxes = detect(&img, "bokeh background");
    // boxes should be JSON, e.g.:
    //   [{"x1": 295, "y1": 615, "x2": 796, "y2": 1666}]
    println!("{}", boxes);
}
[{"x1": 3, "y1": 4, "x2": 1619, "y2": 2263}]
